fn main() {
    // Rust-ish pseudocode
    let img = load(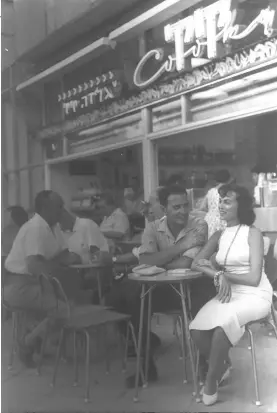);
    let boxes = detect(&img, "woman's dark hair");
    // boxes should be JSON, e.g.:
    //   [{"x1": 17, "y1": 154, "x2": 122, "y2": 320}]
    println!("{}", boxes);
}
[
  {"x1": 214, "y1": 169, "x2": 231, "y2": 184},
  {"x1": 159, "y1": 185, "x2": 187, "y2": 207},
  {"x1": 100, "y1": 191, "x2": 117, "y2": 207},
  {"x1": 8, "y1": 206, "x2": 28, "y2": 228},
  {"x1": 218, "y1": 184, "x2": 255, "y2": 226}
]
